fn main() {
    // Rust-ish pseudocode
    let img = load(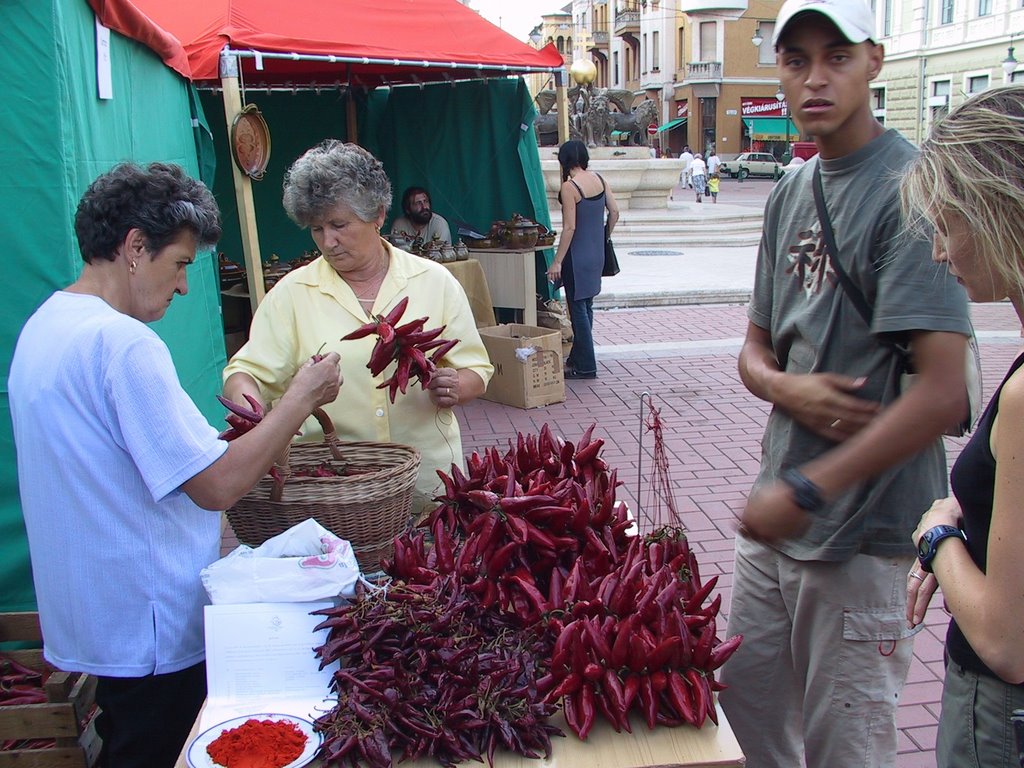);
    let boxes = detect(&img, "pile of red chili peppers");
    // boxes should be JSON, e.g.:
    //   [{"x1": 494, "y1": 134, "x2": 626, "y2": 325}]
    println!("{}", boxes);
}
[
  {"x1": 1, "y1": 653, "x2": 56, "y2": 752},
  {"x1": 207, "y1": 717, "x2": 307, "y2": 768},
  {"x1": 341, "y1": 296, "x2": 458, "y2": 403},
  {"x1": 312, "y1": 422, "x2": 742, "y2": 767}
]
